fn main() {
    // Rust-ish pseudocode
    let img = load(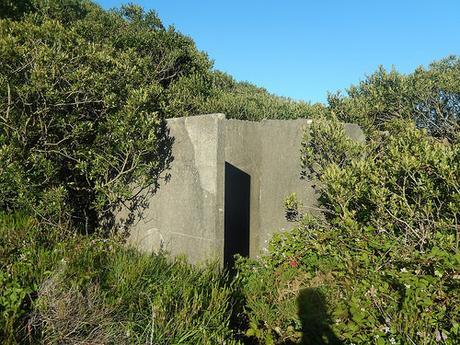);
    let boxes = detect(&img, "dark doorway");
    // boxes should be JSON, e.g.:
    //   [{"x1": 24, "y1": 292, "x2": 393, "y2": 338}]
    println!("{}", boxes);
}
[{"x1": 224, "y1": 162, "x2": 250, "y2": 269}]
